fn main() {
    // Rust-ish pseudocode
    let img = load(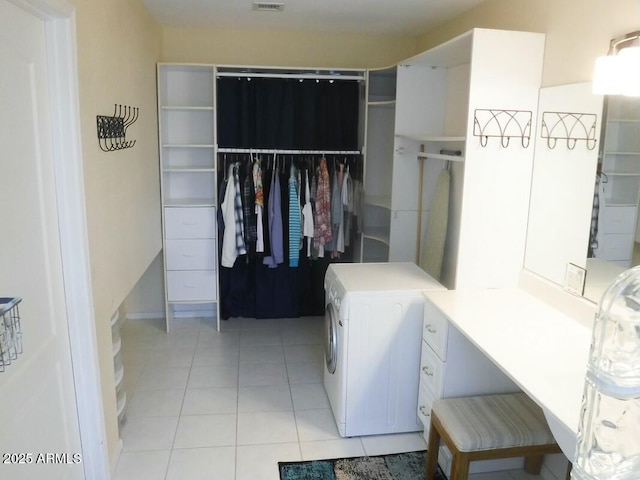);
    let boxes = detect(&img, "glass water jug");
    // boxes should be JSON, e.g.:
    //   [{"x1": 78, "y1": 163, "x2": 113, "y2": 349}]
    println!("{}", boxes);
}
[{"x1": 571, "y1": 266, "x2": 640, "y2": 479}]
